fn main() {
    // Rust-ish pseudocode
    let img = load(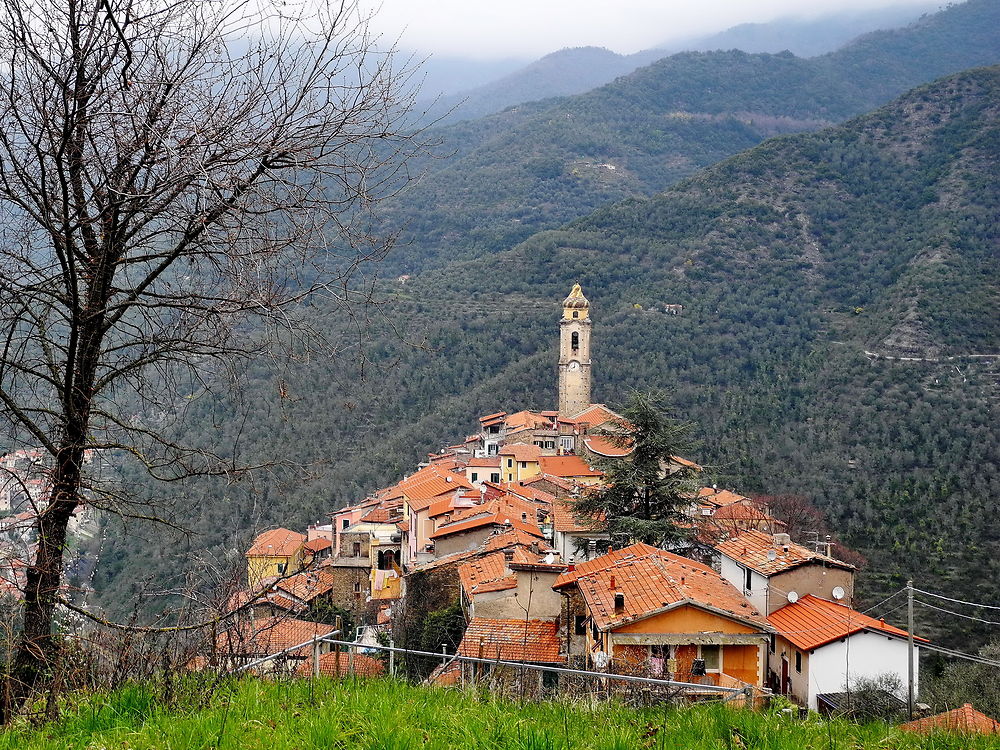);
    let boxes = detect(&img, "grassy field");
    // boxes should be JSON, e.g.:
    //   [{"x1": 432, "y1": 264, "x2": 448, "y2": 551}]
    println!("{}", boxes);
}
[{"x1": 1, "y1": 677, "x2": 996, "y2": 749}]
